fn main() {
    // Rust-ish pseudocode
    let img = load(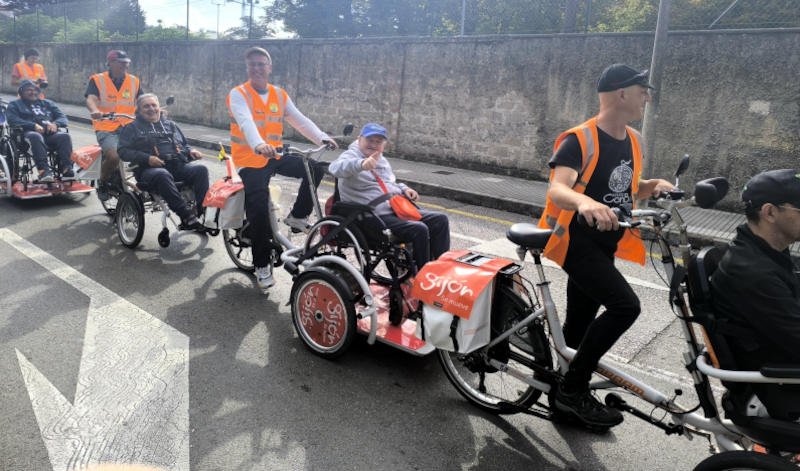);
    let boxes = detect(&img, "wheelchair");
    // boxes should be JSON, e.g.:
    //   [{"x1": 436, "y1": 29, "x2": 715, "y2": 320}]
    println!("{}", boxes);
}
[
  {"x1": 0, "y1": 123, "x2": 93, "y2": 199},
  {"x1": 114, "y1": 161, "x2": 218, "y2": 249},
  {"x1": 283, "y1": 182, "x2": 432, "y2": 359},
  {"x1": 686, "y1": 246, "x2": 800, "y2": 468}
]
